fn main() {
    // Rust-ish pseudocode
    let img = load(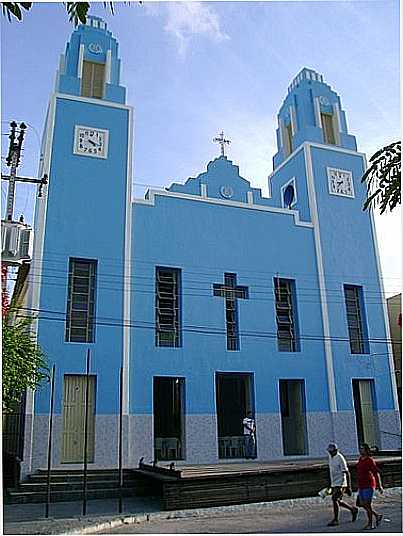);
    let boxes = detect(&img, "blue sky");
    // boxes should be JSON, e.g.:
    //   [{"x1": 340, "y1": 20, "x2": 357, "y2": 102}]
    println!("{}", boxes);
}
[{"x1": 1, "y1": 0, "x2": 400, "y2": 294}]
